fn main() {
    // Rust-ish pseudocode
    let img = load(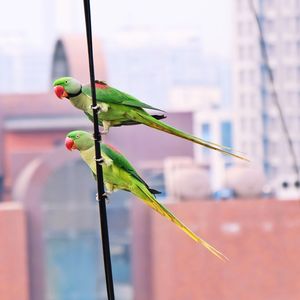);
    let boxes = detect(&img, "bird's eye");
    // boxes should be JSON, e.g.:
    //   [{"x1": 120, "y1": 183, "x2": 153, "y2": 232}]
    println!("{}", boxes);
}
[
  {"x1": 76, "y1": 135, "x2": 80, "y2": 139},
  {"x1": 65, "y1": 80, "x2": 68, "y2": 84}
]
